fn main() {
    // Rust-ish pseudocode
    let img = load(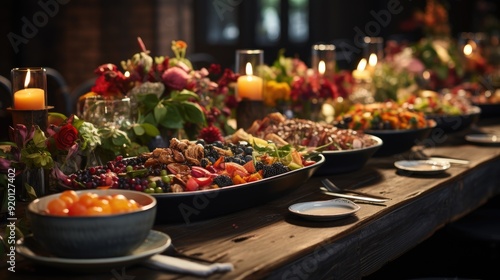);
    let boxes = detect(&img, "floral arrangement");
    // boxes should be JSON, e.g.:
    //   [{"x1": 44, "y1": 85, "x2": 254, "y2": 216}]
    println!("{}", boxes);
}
[
  {"x1": 4, "y1": 115, "x2": 100, "y2": 171},
  {"x1": 258, "y1": 50, "x2": 352, "y2": 120},
  {"x1": 0, "y1": 114, "x2": 103, "y2": 199},
  {"x1": 86, "y1": 38, "x2": 239, "y2": 145}
]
